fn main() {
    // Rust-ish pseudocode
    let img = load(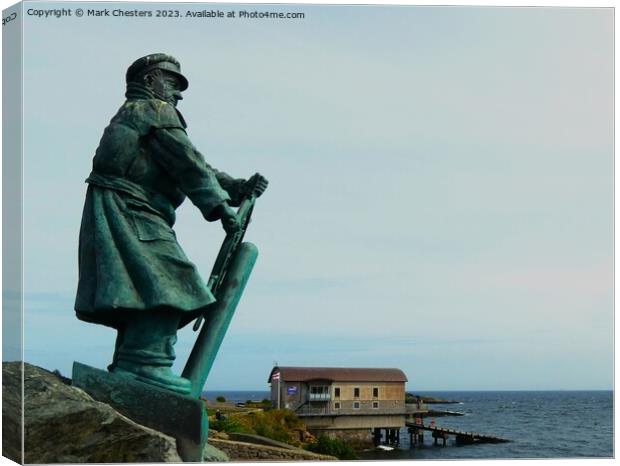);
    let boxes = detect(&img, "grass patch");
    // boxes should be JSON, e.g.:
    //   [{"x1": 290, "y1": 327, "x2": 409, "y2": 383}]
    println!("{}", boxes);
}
[{"x1": 306, "y1": 434, "x2": 358, "y2": 460}]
